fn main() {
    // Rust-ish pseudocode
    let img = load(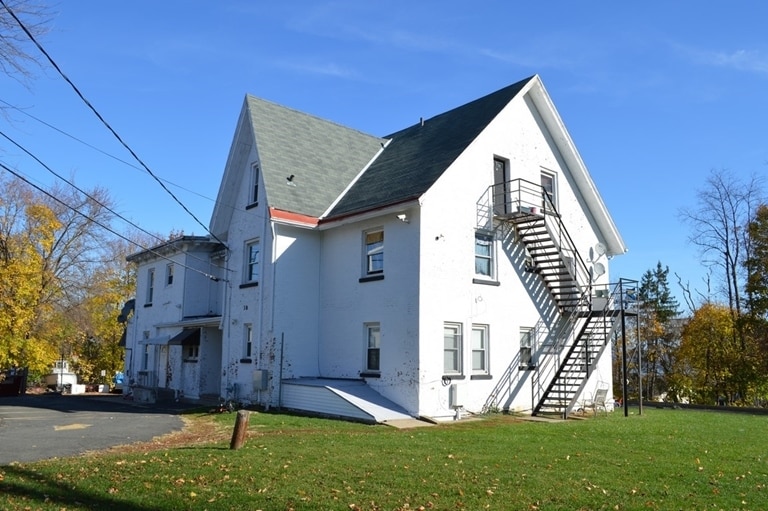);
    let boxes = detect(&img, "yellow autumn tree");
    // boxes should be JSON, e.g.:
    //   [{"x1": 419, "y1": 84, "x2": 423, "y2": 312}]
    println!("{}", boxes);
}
[
  {"x1": 0, "y1": 174, "x2": 126, "y2": 380},
  {"x1": 674, "y1": 303, "x2": 743, "y2": 404},
  {"x1": 69, "y1": 237, "x2": 141, "y2": 383},
  {"x1": 0, "y1": 183, "x2": 61, "y2": 371}
]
